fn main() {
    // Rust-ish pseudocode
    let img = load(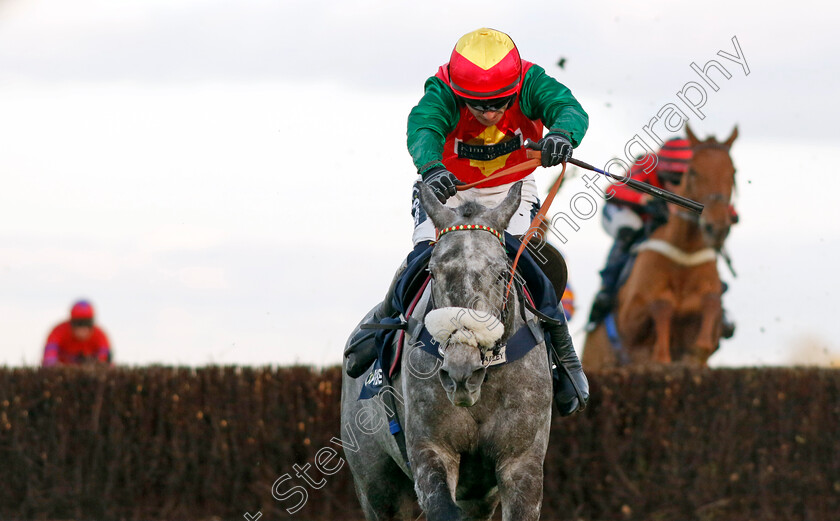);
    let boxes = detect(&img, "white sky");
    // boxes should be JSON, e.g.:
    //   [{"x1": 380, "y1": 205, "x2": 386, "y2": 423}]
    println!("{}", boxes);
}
[{"x1": 1, "y1": 0, "x2": 838, "y2": 367}]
